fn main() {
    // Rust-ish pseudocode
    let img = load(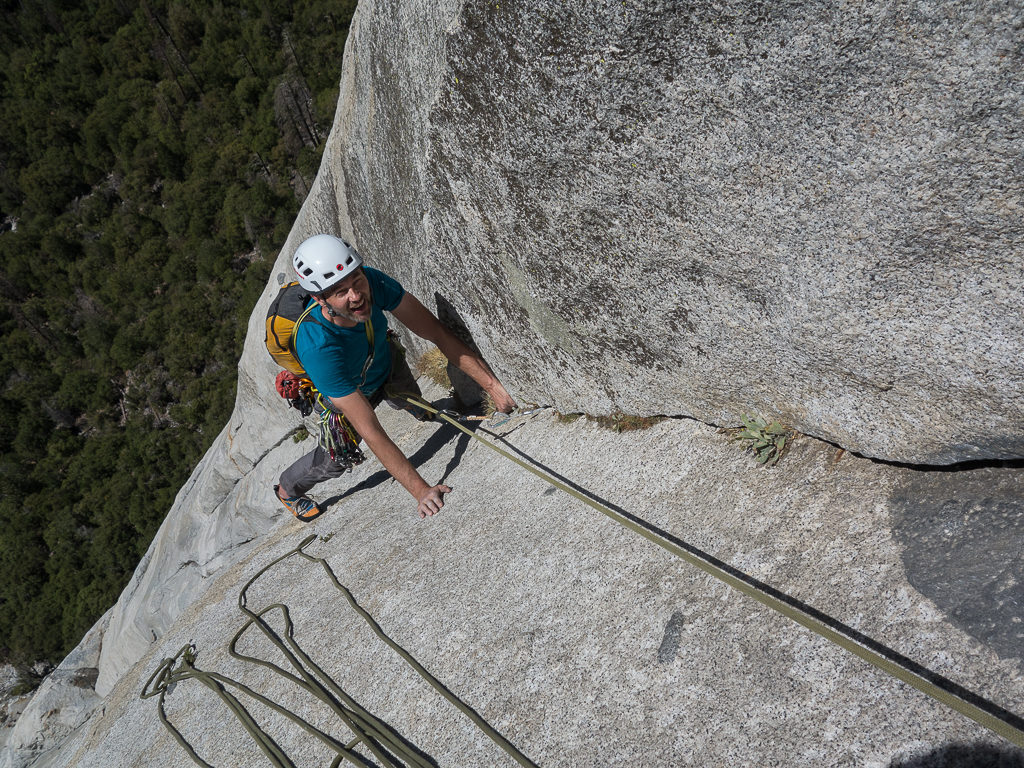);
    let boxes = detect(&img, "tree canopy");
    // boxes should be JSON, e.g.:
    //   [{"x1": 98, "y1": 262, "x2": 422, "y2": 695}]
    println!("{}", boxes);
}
[{"x1": 0, "y1": 0, "x2": 357, "y2": 665}]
